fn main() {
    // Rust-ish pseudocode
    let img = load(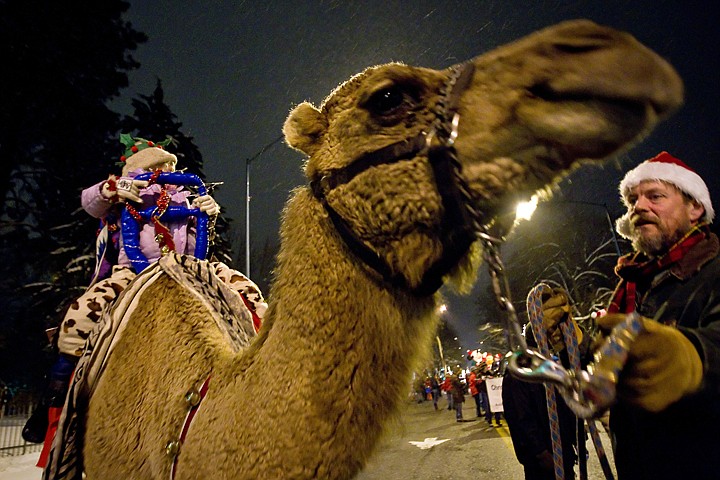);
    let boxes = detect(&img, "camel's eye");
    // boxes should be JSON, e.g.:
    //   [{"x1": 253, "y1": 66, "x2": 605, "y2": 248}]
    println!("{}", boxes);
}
[{"x1": 365, "y1": 86, "x2": 408, "y2": 116}]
